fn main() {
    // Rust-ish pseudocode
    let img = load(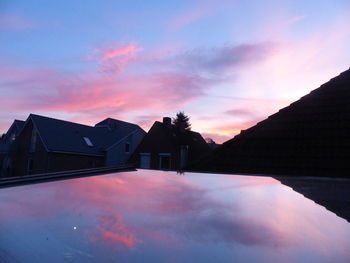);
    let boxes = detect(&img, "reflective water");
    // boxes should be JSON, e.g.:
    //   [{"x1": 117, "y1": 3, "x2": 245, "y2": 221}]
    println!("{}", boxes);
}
[{"x1": 1, "y1": 170, "x2": 350, "y2": 263}]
